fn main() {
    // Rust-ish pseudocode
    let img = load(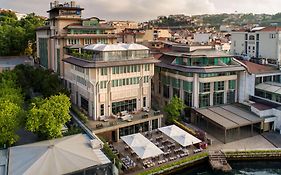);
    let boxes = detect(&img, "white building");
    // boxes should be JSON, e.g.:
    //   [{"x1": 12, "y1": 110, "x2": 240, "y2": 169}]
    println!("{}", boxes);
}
[
  {"x1": 231, "y1": 26, "x2": 281, "y2": 66},
  {"x1": 193, "y1": 33, "x2": 211, "y2": 44}
]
